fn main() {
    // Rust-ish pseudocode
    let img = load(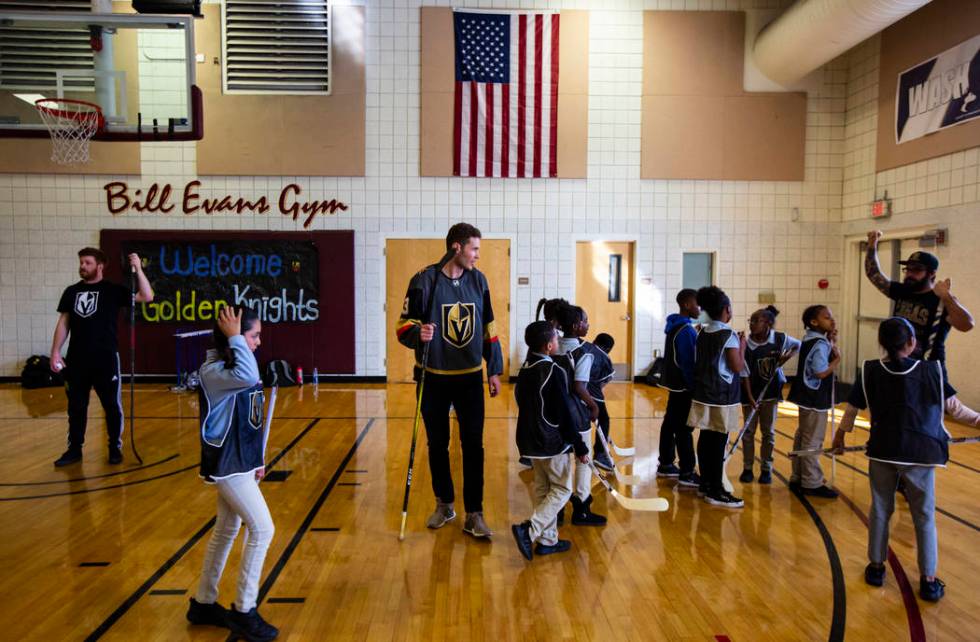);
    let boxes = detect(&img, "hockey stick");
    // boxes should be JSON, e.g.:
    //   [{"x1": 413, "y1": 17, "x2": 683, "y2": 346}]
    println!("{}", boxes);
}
[
  {"x1": 128, "y1": 263, "x2": 142, "y2": 464},
  {"x1": 261, "y1": 386, "x2": 278, "y2": 460},
  {"x1": 399, "y1": 249, "x2": 456, "y2": 542},
  {"x1": 720, "y1": 369, "x2": 780, "y2": 493},
  {"x1": 790, "y1": 434, "x2": 980, "y2": 457},
  {"x1": 592, "y1": 421, "x2": 641, "y2": 485},
  {"x1": 588, "y1": 460, "x2": 668, "y2": 511},
  {"x1": 612, "y1": 442, "x2": 636, "y2": 457}
]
